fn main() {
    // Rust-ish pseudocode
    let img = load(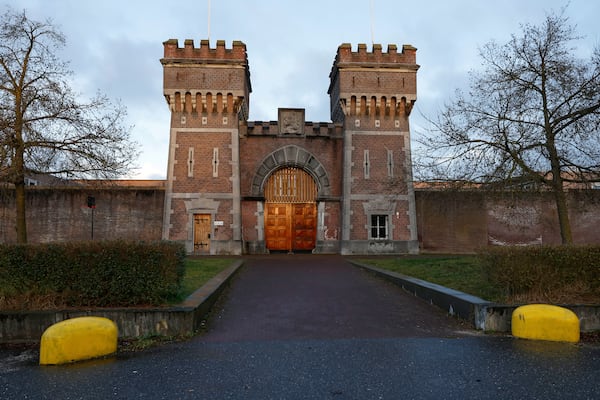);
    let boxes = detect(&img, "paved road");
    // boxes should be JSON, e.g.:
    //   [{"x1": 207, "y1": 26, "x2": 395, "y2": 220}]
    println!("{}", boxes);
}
[
  {"x1": 2, "y1": 255, "x2": 599, "y2": 399},
  {"x1": 201, "y1": 255, "x2": 470, "y2": 342}
]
